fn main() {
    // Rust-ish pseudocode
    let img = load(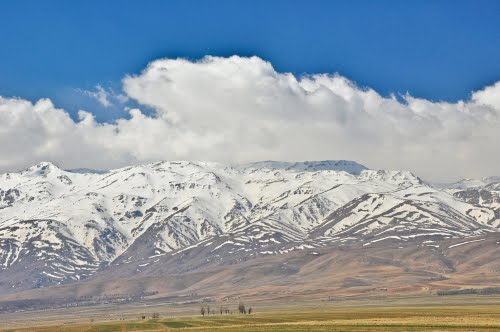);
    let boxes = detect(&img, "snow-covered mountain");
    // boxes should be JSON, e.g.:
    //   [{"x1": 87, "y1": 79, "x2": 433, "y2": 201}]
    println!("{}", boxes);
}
[{"x1": 0, "y1": 160, "x2": 498, "y2": 293}]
